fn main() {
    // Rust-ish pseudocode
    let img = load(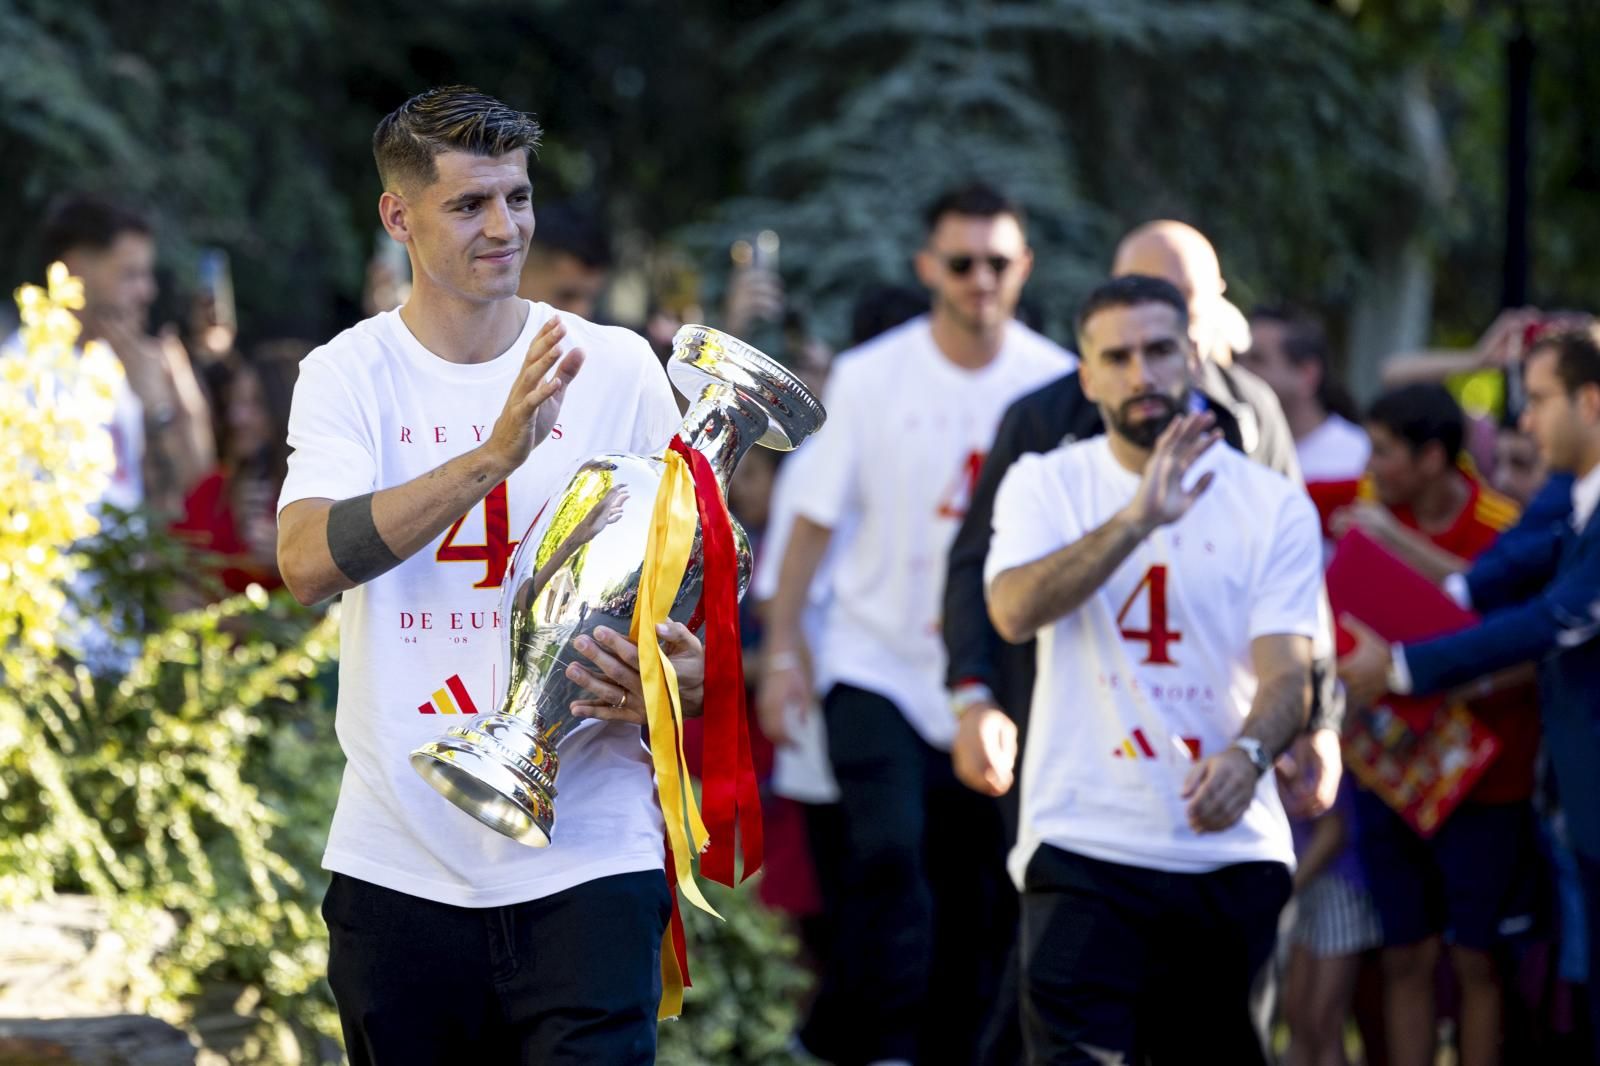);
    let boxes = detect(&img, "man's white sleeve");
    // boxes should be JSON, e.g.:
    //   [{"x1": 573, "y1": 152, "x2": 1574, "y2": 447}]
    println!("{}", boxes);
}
[
  {"x1": 277, "y1": 356, "x2": 377, "y2": 513},
  {"x1": 790, "y1": 365, "x2": 860, "y2": 531},
  {"x1": 984, "y1": 455, "x2": 1071, "y2": 590},
  {"x1": 1248, "y1": 491, "x2": 1326, "y2": 641}
]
